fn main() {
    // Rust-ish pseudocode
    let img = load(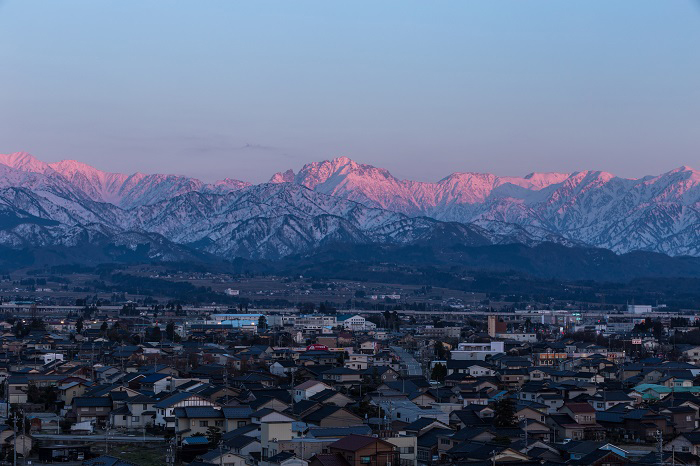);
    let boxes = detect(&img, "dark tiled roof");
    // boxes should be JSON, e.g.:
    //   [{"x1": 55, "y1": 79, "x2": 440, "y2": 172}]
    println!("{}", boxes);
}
[
  {"x1": 330, "y1": 434, "x2": 386, "y2": 451},
  {"x1": 310, "y1": 453, "x2": 351, "y2": 466},
  {"x1": 74, "y1": 397, "x2": 112, "y2": 407},
  {"x1": 173, "y1": 406, "x2": 223, "y2": 419}
]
